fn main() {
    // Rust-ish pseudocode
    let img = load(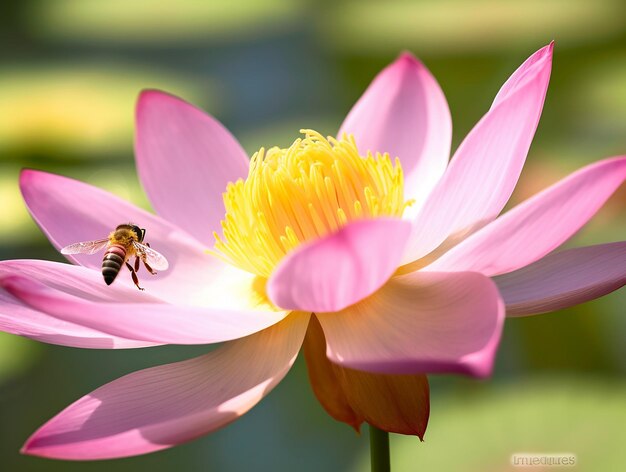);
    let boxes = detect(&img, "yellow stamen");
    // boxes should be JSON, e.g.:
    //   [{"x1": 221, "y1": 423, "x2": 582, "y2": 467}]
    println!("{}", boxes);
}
[{"x1": 213, "y1": 130, "x2": 410, "y2": 277}]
